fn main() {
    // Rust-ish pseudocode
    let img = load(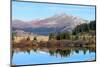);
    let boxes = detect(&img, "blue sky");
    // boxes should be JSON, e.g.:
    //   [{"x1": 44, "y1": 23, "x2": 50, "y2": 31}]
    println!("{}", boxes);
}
[{"x1": 12, "y1": 1, "x2": 95, "y2": 21}]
